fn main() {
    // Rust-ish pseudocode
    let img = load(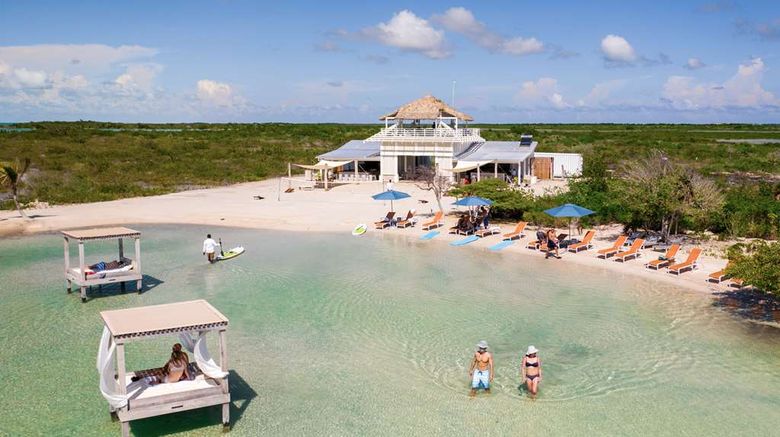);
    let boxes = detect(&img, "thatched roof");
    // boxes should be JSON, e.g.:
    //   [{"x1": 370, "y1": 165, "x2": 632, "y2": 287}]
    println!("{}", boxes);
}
[{"x1": 380, "y1": 95, "x2": 473, "y2": 121}]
